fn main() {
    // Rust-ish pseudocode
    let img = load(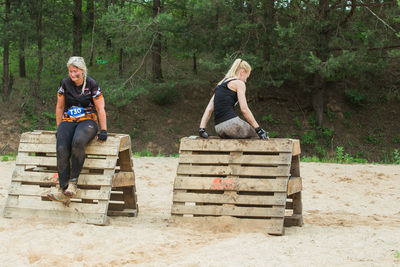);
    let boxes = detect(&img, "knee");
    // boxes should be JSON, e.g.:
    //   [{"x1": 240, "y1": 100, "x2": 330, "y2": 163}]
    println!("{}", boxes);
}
[
  {"x1": 72, "y1": 138, "x2": 86, "y2": 150},
  {"x1": 57, "y1": 144, "x2": 70, "y2": 157}
]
